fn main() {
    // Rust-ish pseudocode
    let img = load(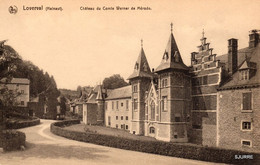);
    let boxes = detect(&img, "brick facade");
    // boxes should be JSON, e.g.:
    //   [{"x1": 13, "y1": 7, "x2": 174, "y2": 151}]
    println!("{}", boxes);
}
[
  {"x1": 82, "y1": 28, "x2": 260, "y2": 152},
  {"x1": 190, "y1": 34, "x2": 222, "y2": 146},
  {"x1": 218, "y1": 87, "x2": 260, "y2": 152}
]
